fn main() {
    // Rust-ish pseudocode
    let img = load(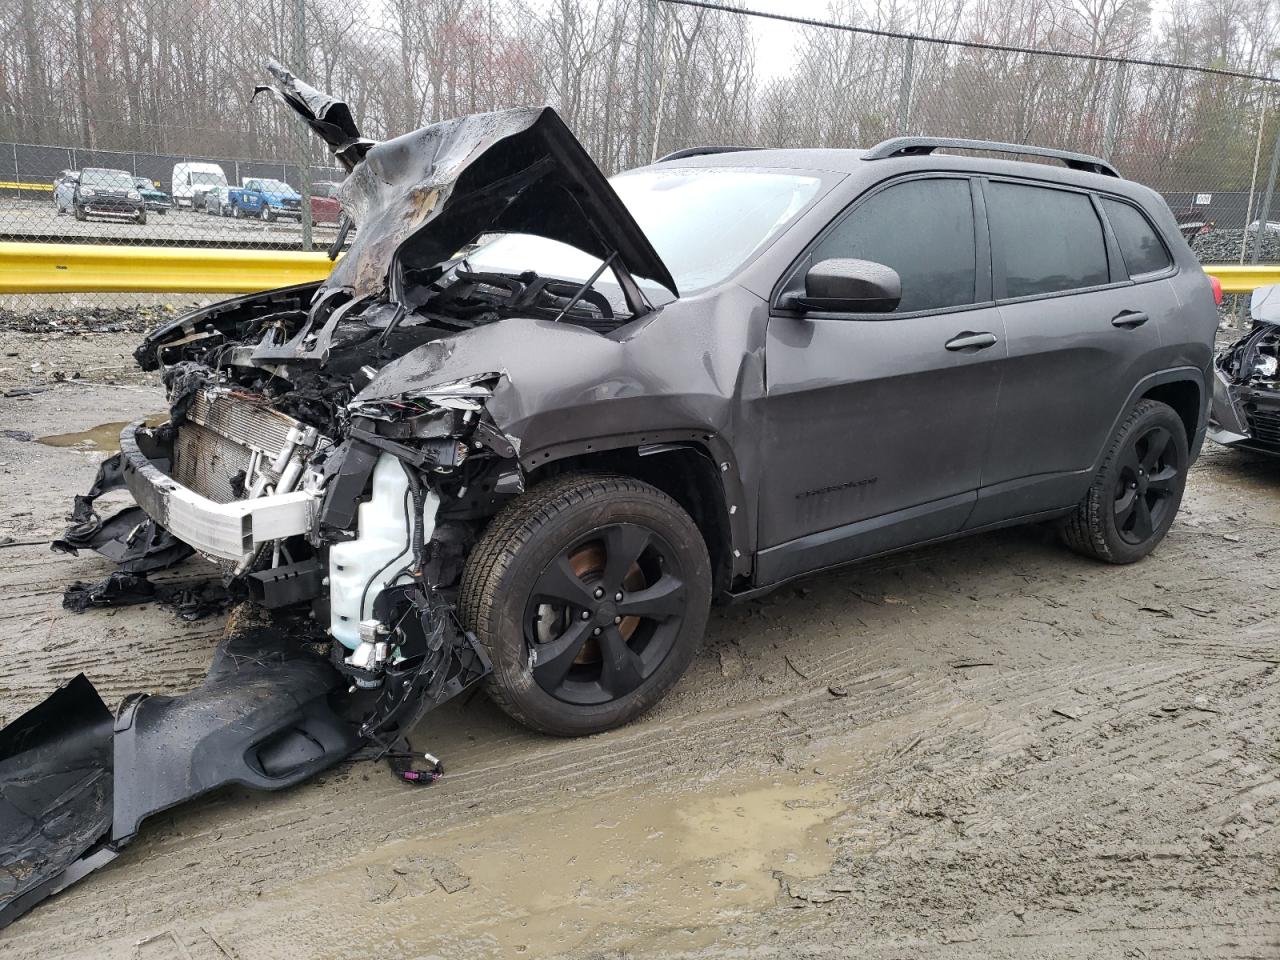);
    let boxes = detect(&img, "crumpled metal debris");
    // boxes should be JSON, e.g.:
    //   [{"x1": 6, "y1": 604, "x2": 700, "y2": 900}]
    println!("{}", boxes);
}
[
  {"x1": 61, "y1": 572, "x2": 231, "y2": 621},
  {"x1": 51, "y1": 452, "x2": 192, "y2": 573}
]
